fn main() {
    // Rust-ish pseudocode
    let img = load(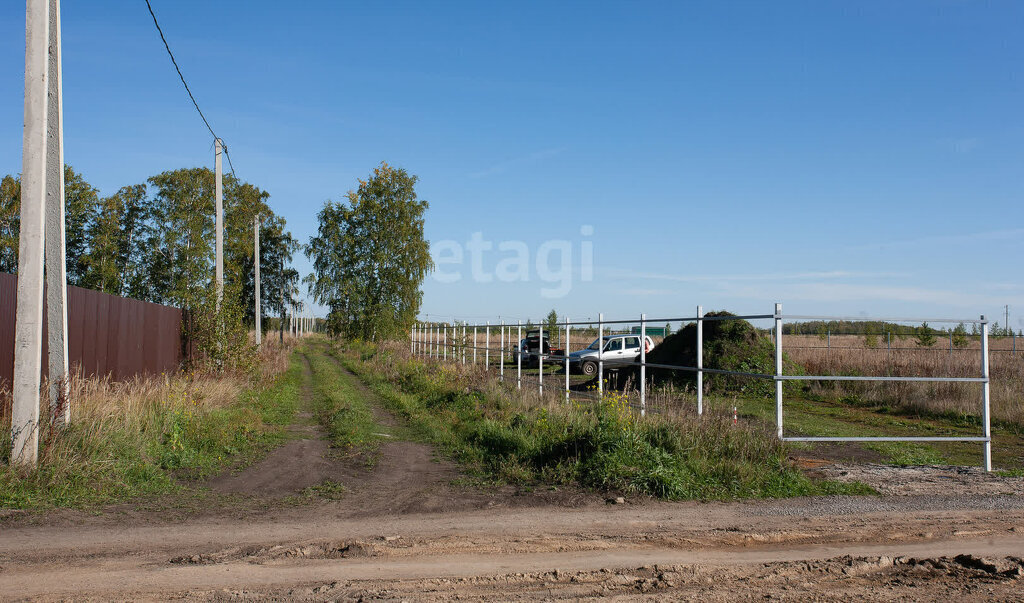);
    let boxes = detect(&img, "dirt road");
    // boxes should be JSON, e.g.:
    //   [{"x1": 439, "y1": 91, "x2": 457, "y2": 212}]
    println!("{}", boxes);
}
[{"x1": 2, "y1": 356, "x2": 1023, "y2": 601}]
